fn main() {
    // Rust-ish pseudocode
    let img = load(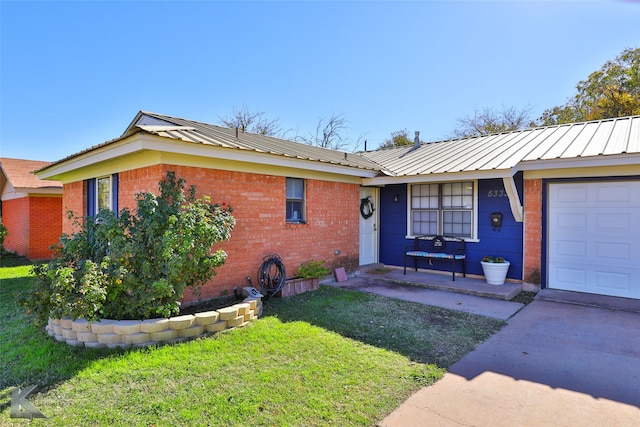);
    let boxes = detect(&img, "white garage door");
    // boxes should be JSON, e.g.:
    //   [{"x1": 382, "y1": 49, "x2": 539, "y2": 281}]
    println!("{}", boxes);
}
[{"x1": 548, "y1": 181, "x2": 640, "y2": 299}]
